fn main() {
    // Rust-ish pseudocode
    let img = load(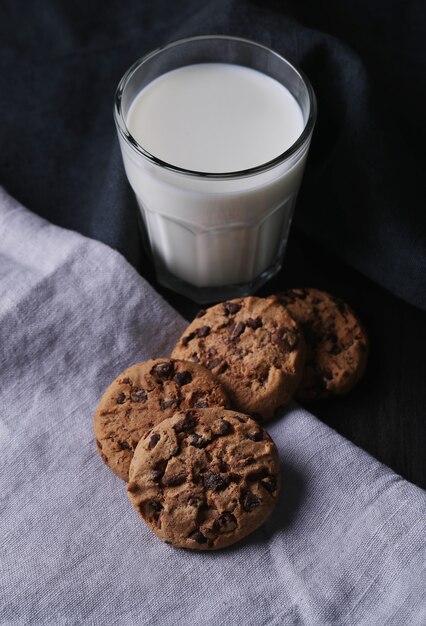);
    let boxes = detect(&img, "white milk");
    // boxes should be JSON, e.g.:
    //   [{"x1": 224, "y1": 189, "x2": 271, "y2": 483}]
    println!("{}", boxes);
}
[
  {"x1": 127, "y1": 64, "x2": 304, "y2": 173},
  {"x1": 119, "y1": 63, "x2": 309, "y2": 290}
]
